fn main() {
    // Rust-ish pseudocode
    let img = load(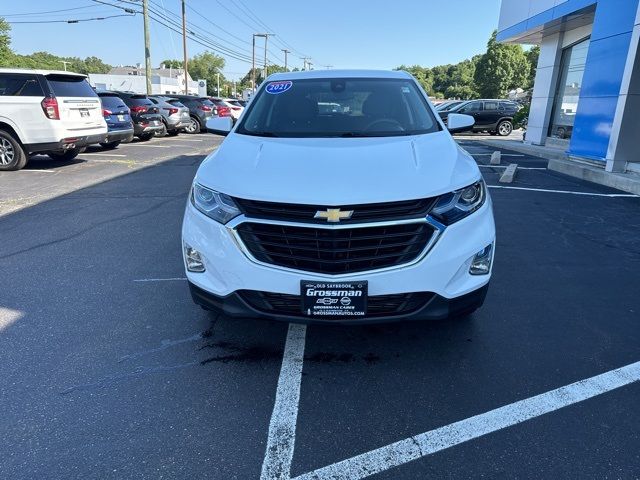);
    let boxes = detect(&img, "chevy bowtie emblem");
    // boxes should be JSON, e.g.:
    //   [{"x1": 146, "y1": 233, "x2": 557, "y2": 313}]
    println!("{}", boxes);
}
[{"x1": 314, "y1": 208, "x2": 354, "y2": 223}]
